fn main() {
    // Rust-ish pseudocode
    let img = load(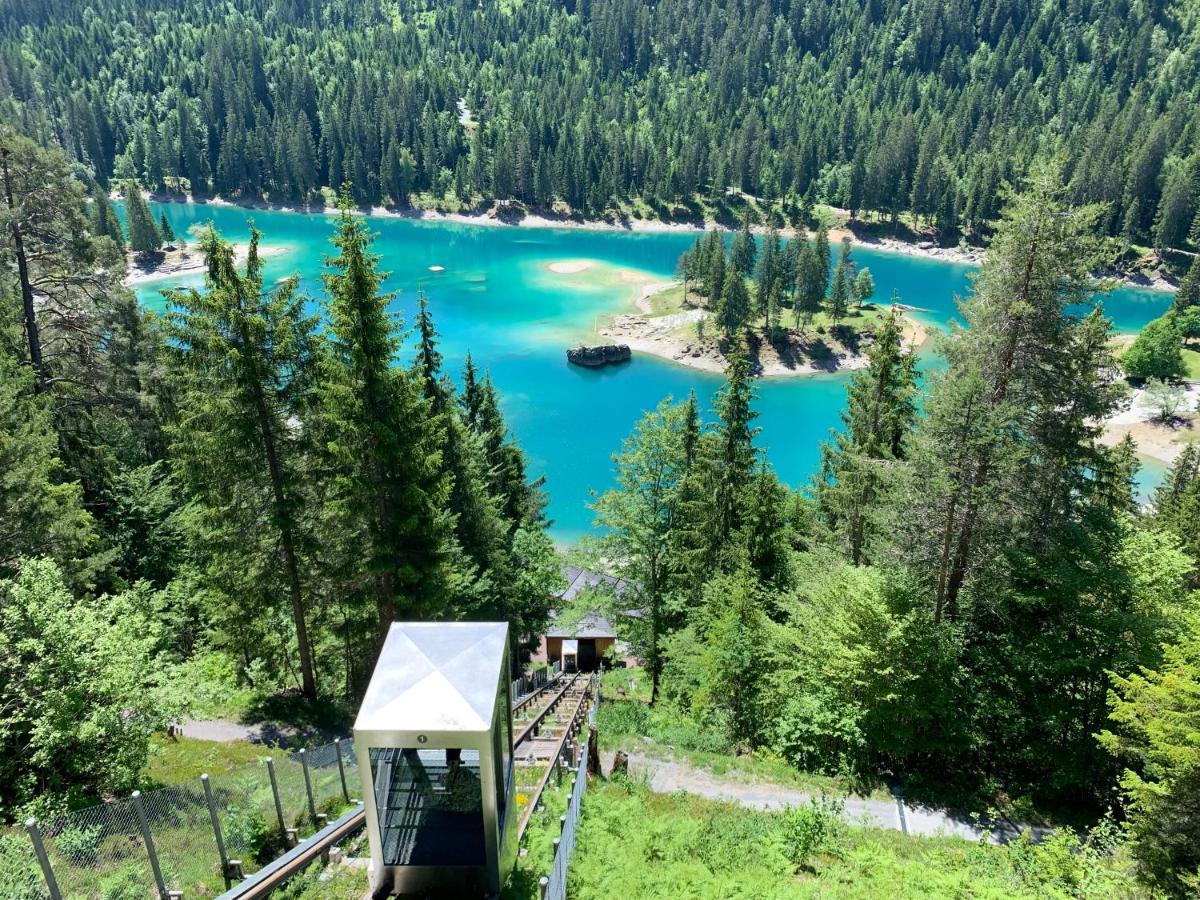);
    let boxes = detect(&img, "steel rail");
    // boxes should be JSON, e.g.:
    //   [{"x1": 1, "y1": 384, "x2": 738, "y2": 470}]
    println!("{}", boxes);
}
[
  {"x1": 513, "y1": 672, "x2": 581, "y2": 750},
  {"x1": 515, "y1": 675, "x2": 594, "y2": 843},
  {"x1": 215, "y1": 804, "x2": 365, "y2": 899}
]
